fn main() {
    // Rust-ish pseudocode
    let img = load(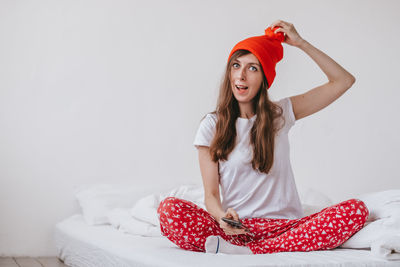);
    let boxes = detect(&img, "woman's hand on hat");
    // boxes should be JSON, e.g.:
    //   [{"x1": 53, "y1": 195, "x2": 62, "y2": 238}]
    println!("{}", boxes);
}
[{"x1": 269, "y1": 20, "x2": 305, "y2": 47}]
